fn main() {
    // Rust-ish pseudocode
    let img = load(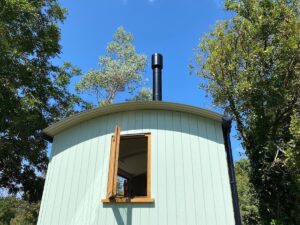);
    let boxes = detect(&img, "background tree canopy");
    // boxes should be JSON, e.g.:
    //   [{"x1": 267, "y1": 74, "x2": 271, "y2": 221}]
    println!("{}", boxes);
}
[
  {"x1": 0, "y1": 0, "x2": 87, "y2": 202},
  {"x1": 235, "y1": 158, "x2": 260, "y2": 225},
  {"x1": 193, "y1": 0, "x2": 300, "y2": 224},
  {"x1": 0, "y1": 197, "x2": 39, "y2": 225},
  {"x1": 127, "y1": 88, "x2": 152, "y2": 102},
  {"x1": 76, "y1": 26, "x2": 147, "y2": 106}
]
